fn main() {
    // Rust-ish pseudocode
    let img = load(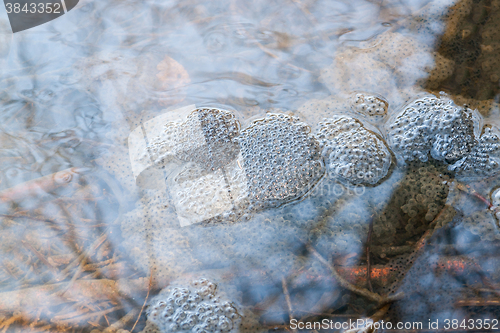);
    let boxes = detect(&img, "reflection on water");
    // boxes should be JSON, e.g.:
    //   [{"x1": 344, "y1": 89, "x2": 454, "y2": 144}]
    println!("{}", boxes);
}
[{"x1": 1, "y1": 0, "x2": 500, "y2": 331}]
